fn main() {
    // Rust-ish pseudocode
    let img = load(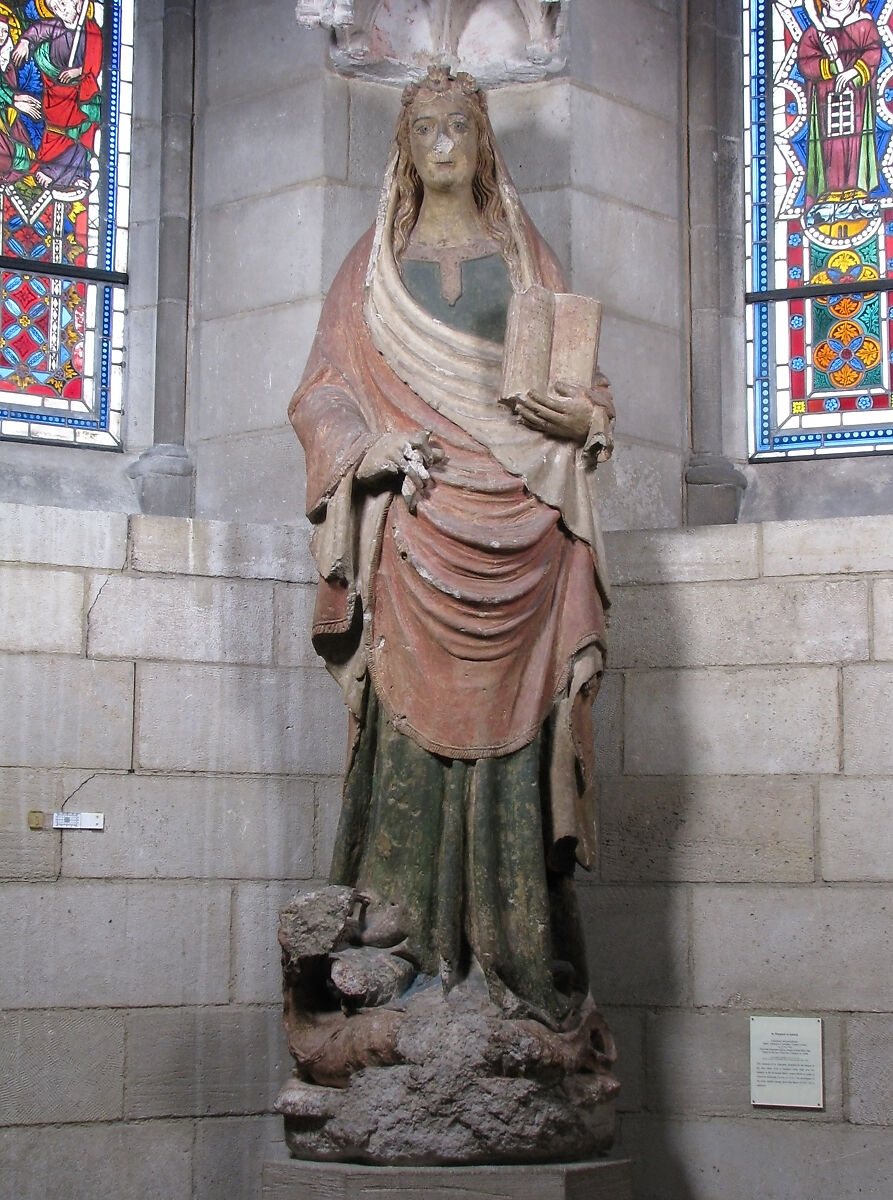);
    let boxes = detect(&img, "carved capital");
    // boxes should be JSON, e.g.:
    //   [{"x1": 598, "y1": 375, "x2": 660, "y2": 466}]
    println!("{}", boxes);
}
[{"x1": 295, "y1": 0, "x2": 569, "y2": 87}]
